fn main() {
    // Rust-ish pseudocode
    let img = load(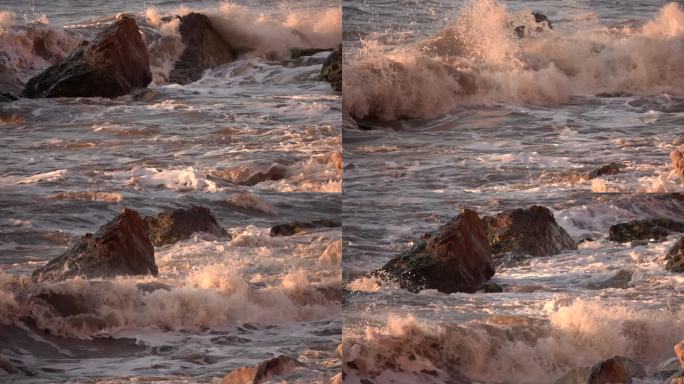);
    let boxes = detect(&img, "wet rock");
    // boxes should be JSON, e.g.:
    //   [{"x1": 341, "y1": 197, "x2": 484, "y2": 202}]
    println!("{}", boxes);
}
[
  {"x1": 586, "y1": 163, "x2": 626, "y2": 179},
  {"x1": 290, "y1": 47, "x2": 332, "y2": 59},
  {"x1": 482, "y1": 205, "x2": 577, "y2": 257},
  {"x1": 143, "y1": 206, "x2": 229, "y2": 246},
  {"x1": 609, "y1": 219, "x2": 684, "y2": 243},
  {"x1": 477, "y1": 281, "x2": 504, "y2": 293},
  {"x1": 220, "y1": 355, "x2": 303, "y2": 384},
  {"x1": 320, "y1": 45, "x2": 341, "y2": 91},
  {"x1": 666, "y1": 238, "x2": 684, "y2": 272},
  {"x1": 585, "y1": 269, "x2": 633, "y2": 289},
  {"x1": 380, "y1": 208, "x2": 495, "y2": 294},
  {"x1": 270, "y1": 219, "x2": 341, "y2": 237},
  {"x1": 32, "y1": 209, "x2": 156, "y2": 282},
  {"x1": 0, "y1": 356, "x2": 17, "y2": 374},
  {"x1": 168, "y1": 13, "x2": 235, "y2": 85},
  {"x1": 22, "y1": 15, "x2": 151, "y2": 98},
  {"x1": 555, "y1": 356, "x2": 645, "y2": 384},
  {"x1": 514, "y1": 11, "x2": 553, "y2": 38},
  {"x1": 671, "y1": 144, "x2": 684, "y2": 185},
  {"x1": 0, "y1": 92, "x2": 17, "y2": 102},
  {"x1": 241, "y1": 165, "x2": 288, "y2": 186}
]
